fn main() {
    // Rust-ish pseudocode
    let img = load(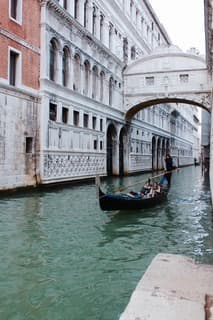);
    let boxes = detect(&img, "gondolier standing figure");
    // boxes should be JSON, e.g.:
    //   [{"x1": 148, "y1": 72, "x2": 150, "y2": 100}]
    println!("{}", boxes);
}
[{"x1": 164, "y1": 153, "x2": 174, "y2": 187}]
